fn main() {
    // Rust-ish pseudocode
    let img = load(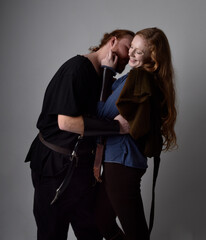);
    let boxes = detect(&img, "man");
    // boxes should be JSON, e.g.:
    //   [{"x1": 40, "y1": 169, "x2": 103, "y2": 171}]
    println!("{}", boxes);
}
[{"x1": 25, "y1": 29, "x2": 134, "y2": 240}]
